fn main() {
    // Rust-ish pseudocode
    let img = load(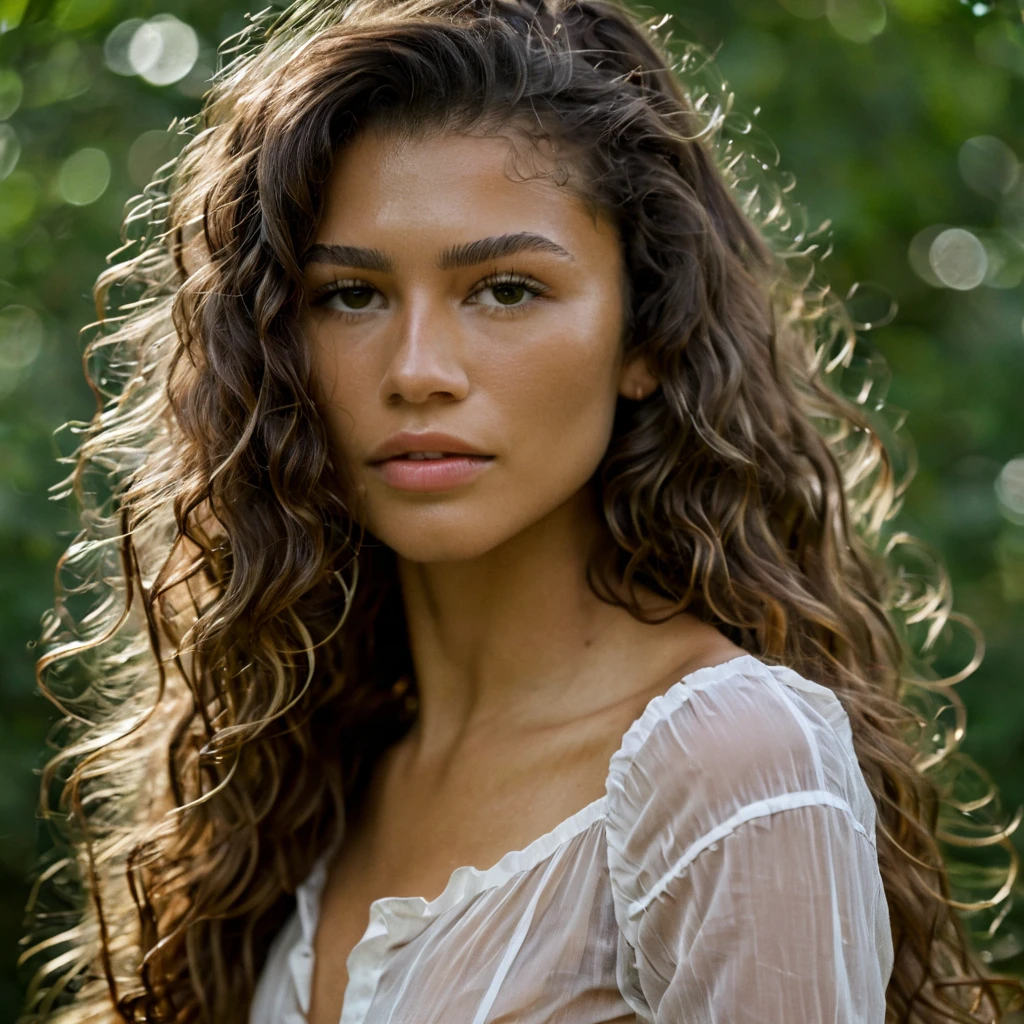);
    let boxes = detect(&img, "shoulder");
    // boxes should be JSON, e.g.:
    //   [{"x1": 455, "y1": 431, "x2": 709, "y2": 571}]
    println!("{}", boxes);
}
[{"x1": 603, "y1": 653, "x2": 878, "y2": 899}]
